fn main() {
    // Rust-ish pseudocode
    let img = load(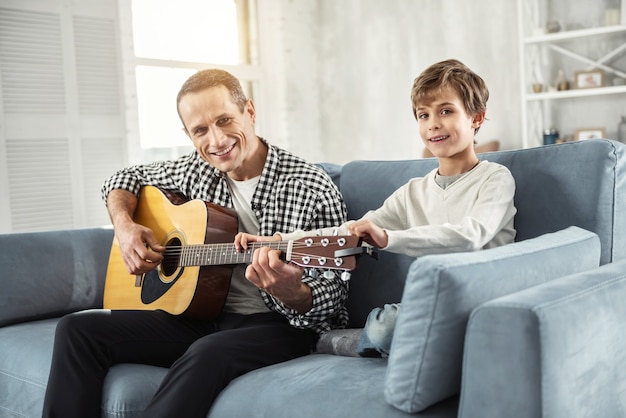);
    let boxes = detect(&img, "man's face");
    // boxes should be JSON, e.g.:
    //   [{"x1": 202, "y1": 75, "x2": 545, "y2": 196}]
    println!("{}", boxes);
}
[{"x1": 179, "y1": 85, "x2": 259, "y2": 180}]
